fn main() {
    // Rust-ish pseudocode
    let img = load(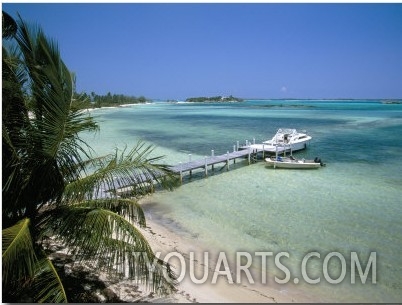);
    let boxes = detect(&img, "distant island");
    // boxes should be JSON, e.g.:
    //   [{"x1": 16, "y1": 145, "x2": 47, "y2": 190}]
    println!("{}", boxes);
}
[
  {"x1": 381, "y1": 99, "x2": 402, "y2": 104},
  {"x1": 185, "y1": 95, "x2": 243, "y2": 103}
]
